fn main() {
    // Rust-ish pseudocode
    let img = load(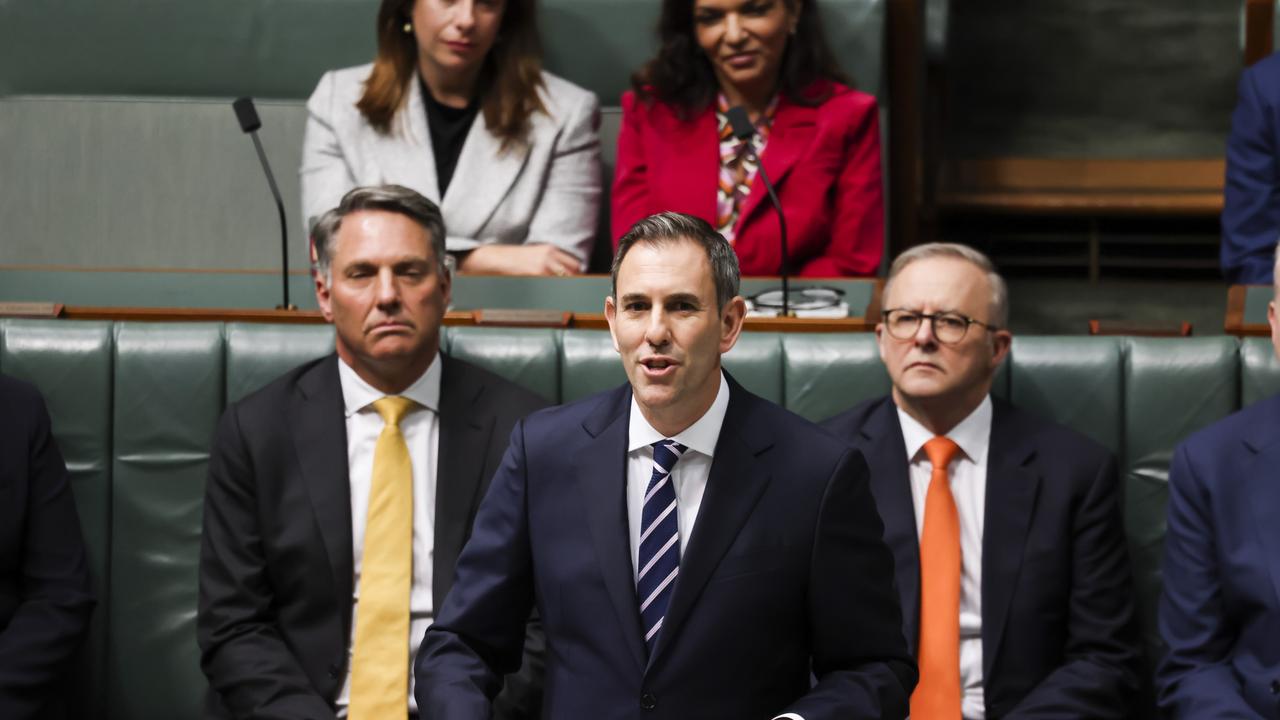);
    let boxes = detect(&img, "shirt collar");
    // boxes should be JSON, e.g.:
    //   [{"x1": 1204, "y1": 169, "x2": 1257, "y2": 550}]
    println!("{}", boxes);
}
[
  {"x1": 627, "y1": 371, "x2": 730, "y2": 458},
  {"x1": 896, "y1": 394, "x2": 992, "y2": 466},
  {"x1": 337, "y1": 352, "x2": 442, "y2": 418}
]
